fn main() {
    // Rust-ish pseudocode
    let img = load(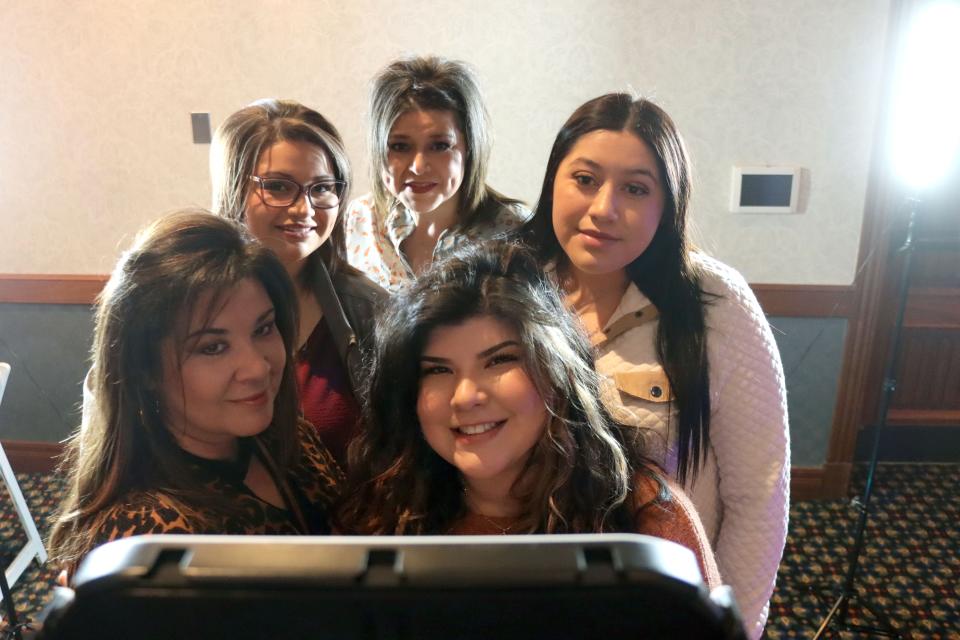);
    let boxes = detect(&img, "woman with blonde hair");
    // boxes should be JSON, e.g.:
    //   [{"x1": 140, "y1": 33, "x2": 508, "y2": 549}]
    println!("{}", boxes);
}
[
  {"x1": 344, "y1": 55, "x2": 529, "y2": 292},
  {"x1": 50, "y1": 212, "x2": 342, "y2": 575},
  {"x1": 211, "y1": 99, "x2": 385, "y2": 464}
]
